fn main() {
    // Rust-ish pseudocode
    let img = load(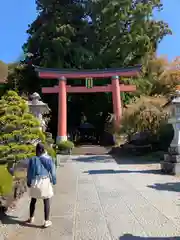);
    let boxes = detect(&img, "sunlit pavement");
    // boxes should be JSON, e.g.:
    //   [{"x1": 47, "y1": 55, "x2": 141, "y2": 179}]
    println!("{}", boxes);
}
[{"x1": 2, "y1": 153, "x2": 180, "y2": 239}]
